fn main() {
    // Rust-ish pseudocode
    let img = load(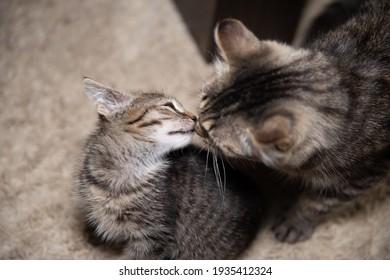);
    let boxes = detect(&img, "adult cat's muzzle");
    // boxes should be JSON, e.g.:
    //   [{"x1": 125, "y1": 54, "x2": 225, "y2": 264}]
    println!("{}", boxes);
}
[{"x1": 194, "y1": 121, "x2": 208, "y2": 138}]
